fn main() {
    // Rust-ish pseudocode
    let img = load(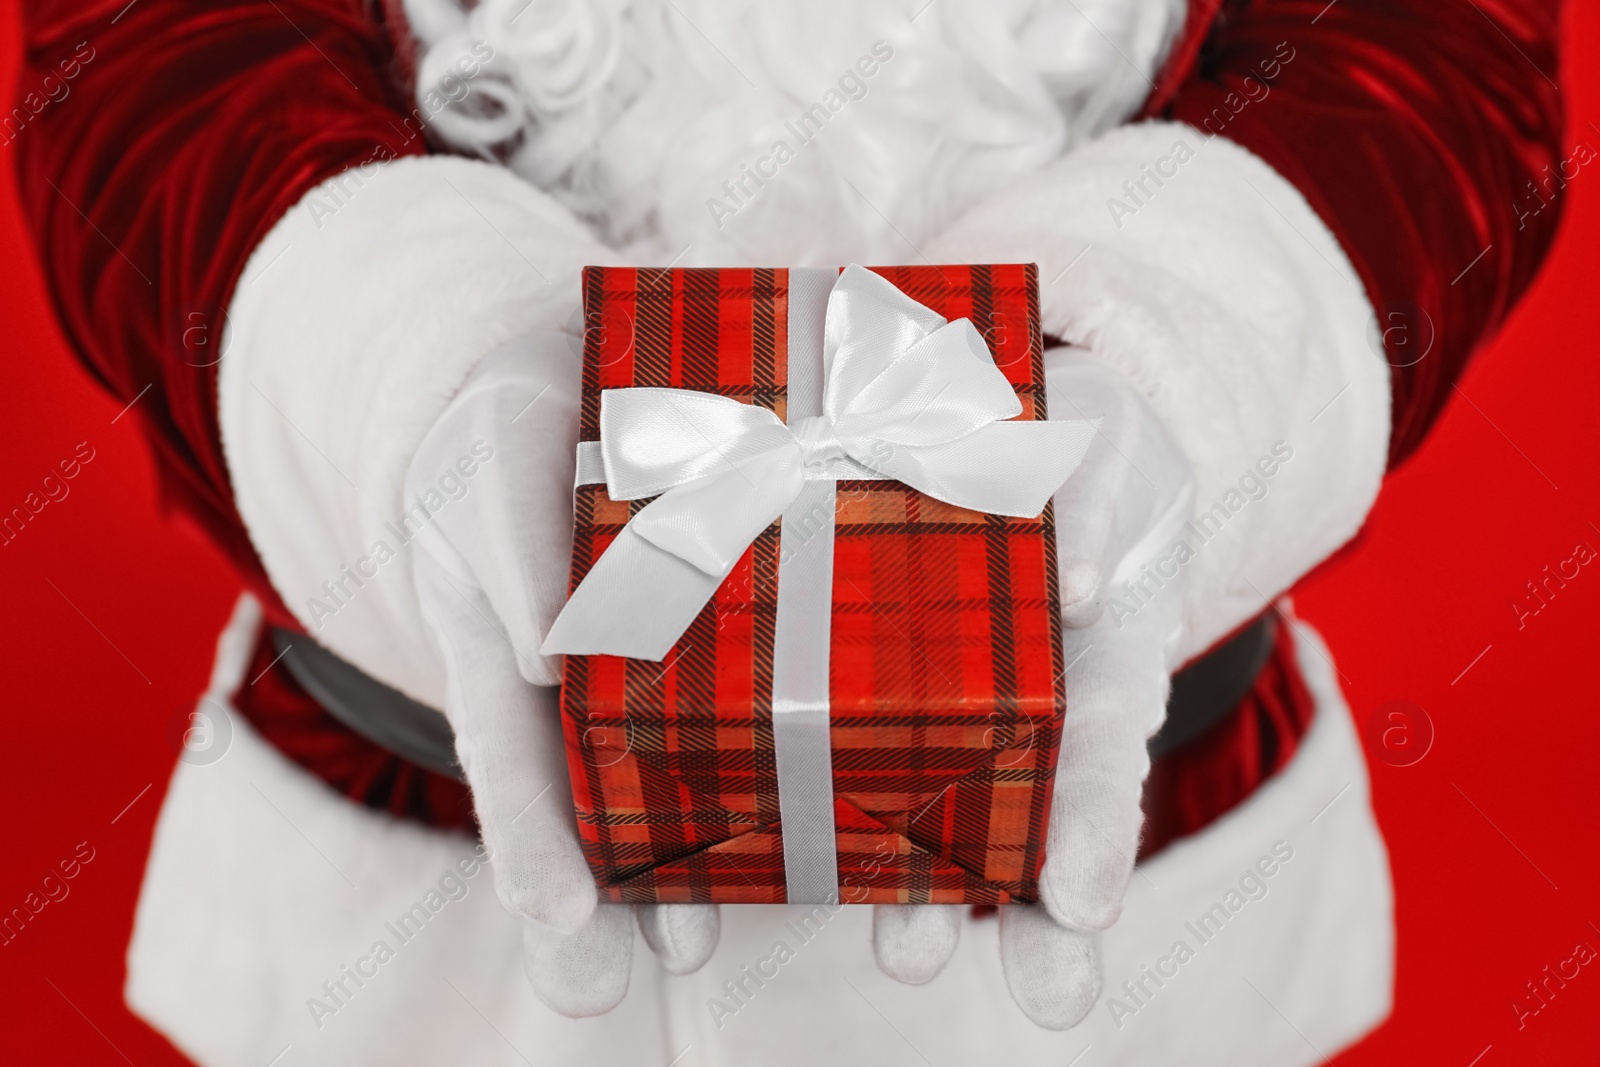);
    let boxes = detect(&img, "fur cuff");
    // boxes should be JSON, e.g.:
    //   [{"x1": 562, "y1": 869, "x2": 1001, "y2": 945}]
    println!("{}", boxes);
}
[
  {"x1": 219, "y1": 155, "x2": 617, "y2": 707},
  {"x1": 926, "y1": 121, "x2": 1391, "y2": 661}
]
